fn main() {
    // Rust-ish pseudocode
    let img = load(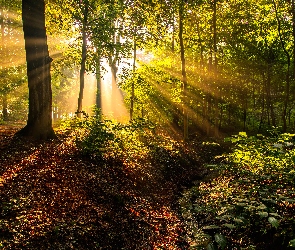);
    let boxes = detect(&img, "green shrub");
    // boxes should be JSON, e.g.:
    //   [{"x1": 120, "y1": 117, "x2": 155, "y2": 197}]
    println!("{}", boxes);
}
[
  {"x1": 65, "y1": 115, "x2": 155, "y2": 160},
  {"x1": 180, "y1": 132, "x2": 295, "y2": 249}
]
